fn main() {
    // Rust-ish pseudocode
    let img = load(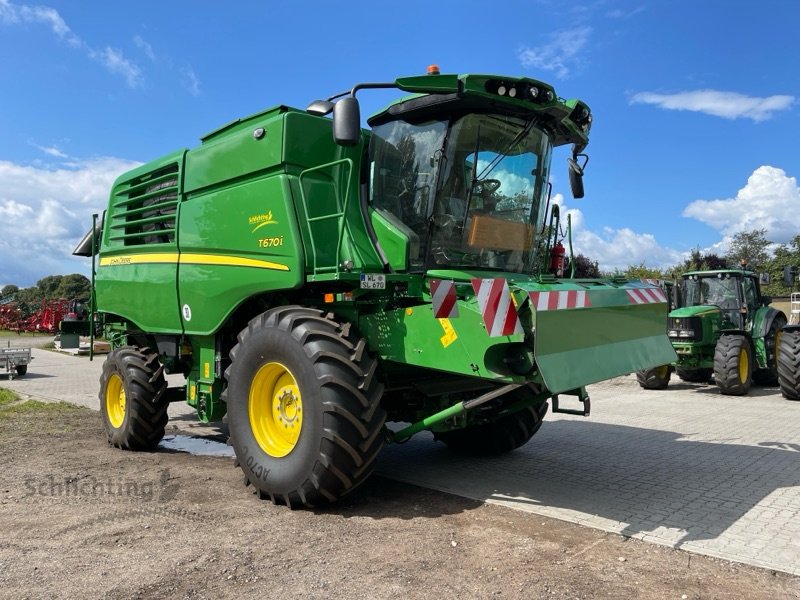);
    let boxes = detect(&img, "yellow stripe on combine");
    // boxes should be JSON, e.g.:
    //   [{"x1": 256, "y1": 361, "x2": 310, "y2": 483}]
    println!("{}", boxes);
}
[{"x1": 99, "y1": 253, "x2": 289, "y2": 271}]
